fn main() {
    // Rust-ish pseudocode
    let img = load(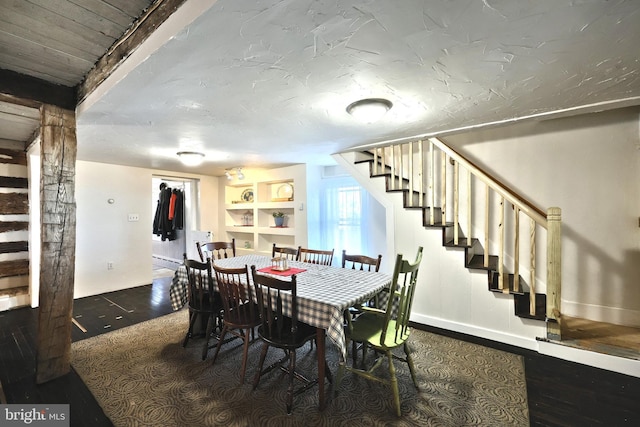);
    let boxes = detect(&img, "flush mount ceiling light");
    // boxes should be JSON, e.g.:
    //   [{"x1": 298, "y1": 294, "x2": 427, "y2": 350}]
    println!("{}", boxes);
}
[
  {"x1": 346, "y1": 98, "x2": 393, "y2": 123},
  {"x1": 177, "y1": 151, "x2": 205, "y2": 167}
]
